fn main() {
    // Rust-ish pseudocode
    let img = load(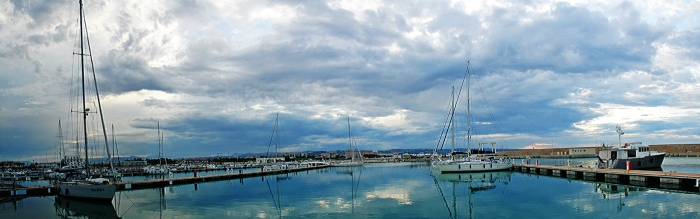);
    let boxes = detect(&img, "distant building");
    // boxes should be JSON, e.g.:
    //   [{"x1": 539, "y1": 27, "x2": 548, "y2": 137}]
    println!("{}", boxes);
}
[
  {"x1": 1, "y1": 161, "x2": 25, "y2": 169},
  {"x1": 35, "y1": 162, "x2": 59, "y2": 169},
  {"x1": 569, "y1": 147, "x2": 596, "y2": 156},
  {"x1": 122, "y1": 160, "x2": 148, "y2": 166},
  {"x1": 256, "y1": 157, "x2": 285, "y2": 164},
  {"x1": 62, "y1": 156, "x2": 84, "y2": 168},
  {"x1": 362, "y1": 151, "x2": 376, "y2": 156},
  {"x1": 345, "y1": 149, "x2": 361, "y2": 159}
]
